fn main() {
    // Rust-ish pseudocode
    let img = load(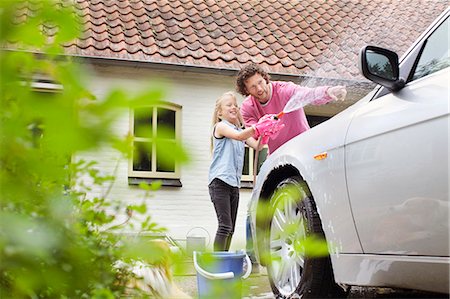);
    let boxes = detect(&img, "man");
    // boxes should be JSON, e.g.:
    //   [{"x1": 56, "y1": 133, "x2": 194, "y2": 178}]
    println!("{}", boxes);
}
[
  {"x1": 236, "y1": 63, "x2": 346, "y2": 153},
  {"x1": 236, "y1": 63, "x2": 347, "y2": 273}
]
